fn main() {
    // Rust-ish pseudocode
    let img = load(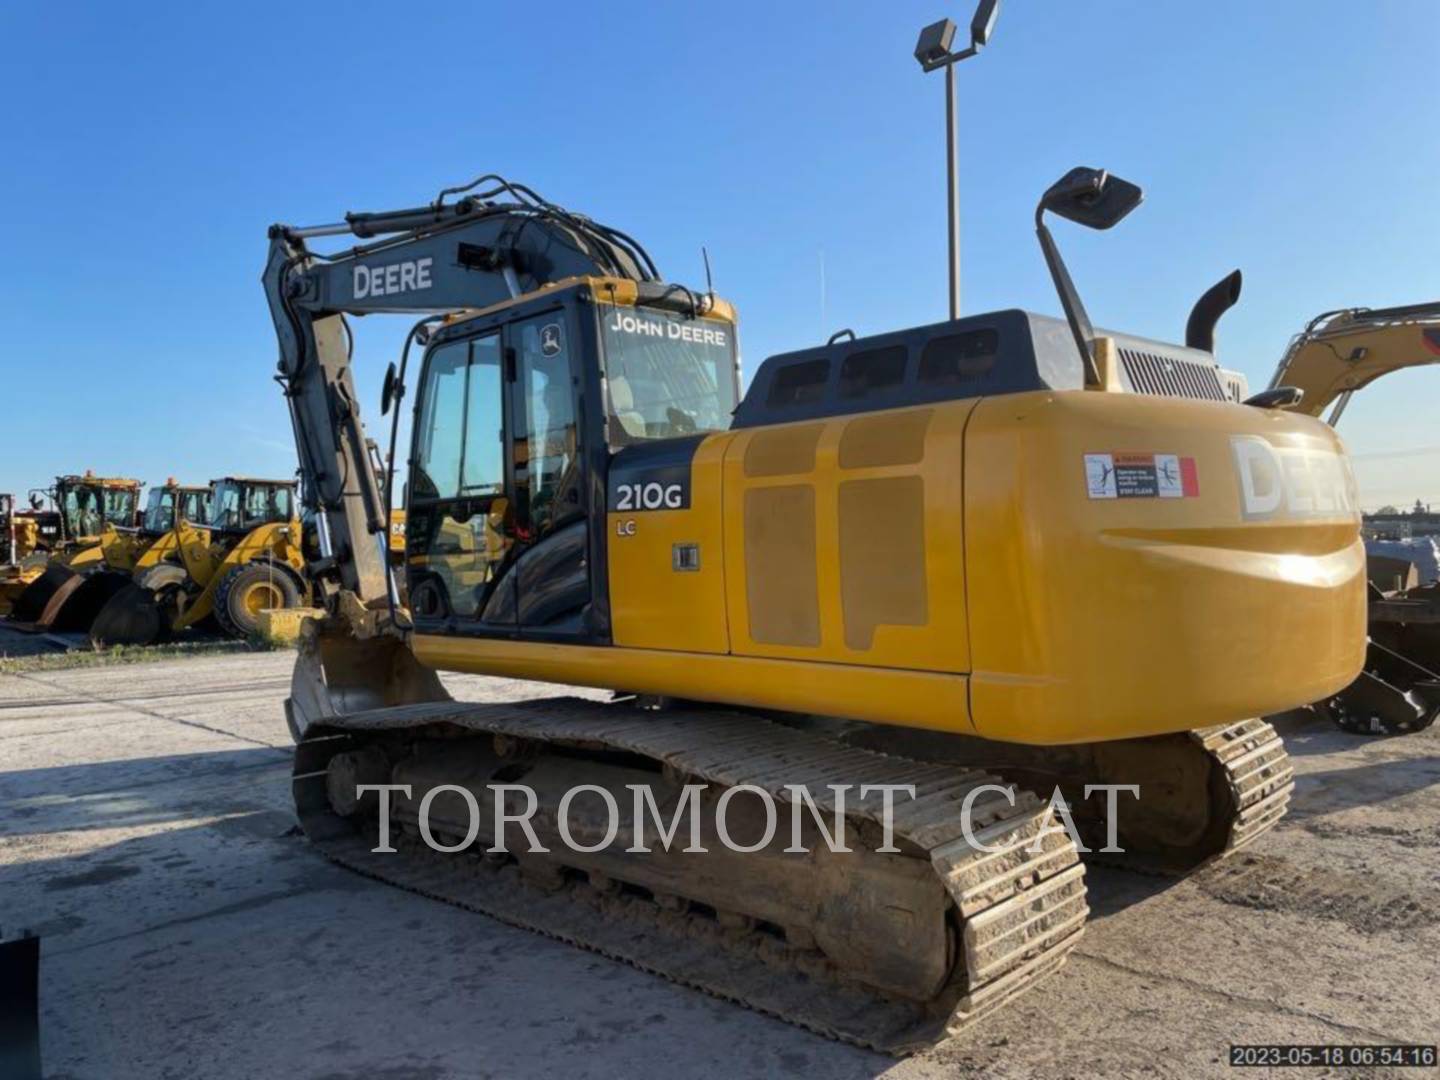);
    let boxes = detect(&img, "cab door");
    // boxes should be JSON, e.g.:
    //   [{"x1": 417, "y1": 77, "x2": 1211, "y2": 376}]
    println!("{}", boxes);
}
[
  {"x1": 501, "y1": 310, "x2": 594, "y2": 638},
  {"x1": 405, "y1": 307, "x2": 597, "y2": 640},
  {"x1": 406, "y1": 330, "x2": 515, "y2": 630}
]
